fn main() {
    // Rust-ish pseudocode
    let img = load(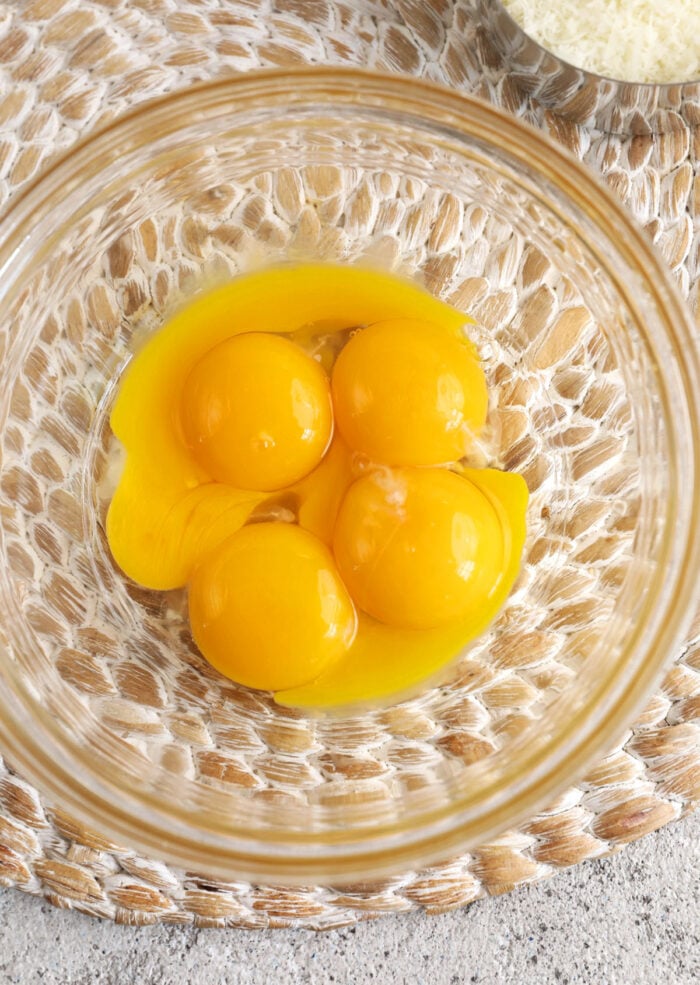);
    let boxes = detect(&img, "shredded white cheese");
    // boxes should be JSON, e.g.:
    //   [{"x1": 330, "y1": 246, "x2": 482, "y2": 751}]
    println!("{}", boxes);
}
[{"x1": 501, "y1": 0, "x2": 700, "y2": 84}]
